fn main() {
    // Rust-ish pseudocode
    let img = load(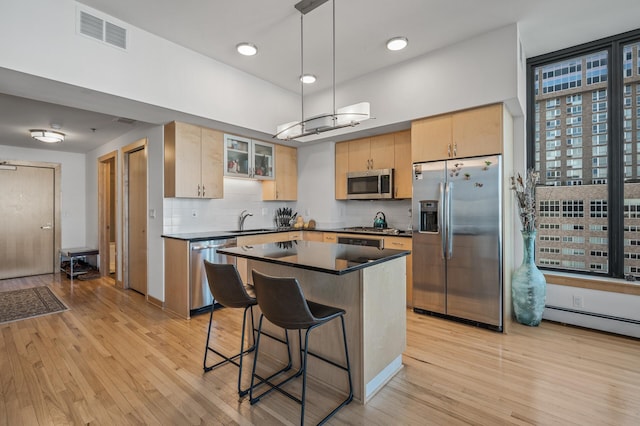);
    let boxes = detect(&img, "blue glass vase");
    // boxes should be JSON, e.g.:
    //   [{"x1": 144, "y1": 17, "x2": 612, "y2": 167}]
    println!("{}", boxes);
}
[{"x1": 512, "y1": 230, "x2": 546, "y2": 326}]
